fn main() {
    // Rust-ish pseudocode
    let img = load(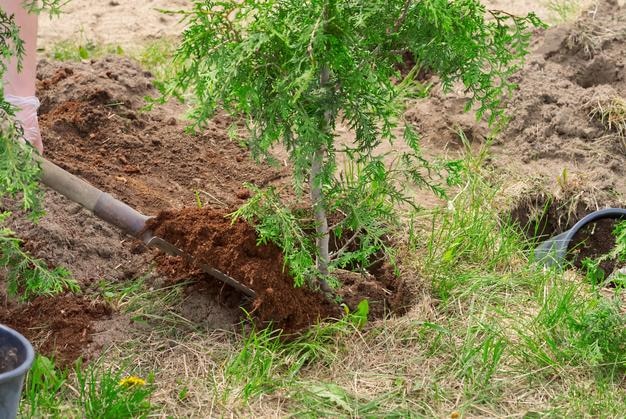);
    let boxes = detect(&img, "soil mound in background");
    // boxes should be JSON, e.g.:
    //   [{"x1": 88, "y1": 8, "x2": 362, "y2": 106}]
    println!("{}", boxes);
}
[
  {"x1": 0, "y1": 295, "x2": 111, "y2": 367},
  {"x1": 37, "y1": 57, "x2": 288, "y2": 215},
  {"x1": 492, "y1": 0, "x2": 626, "y2": 198}
]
